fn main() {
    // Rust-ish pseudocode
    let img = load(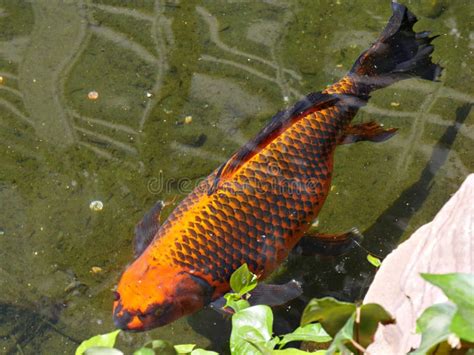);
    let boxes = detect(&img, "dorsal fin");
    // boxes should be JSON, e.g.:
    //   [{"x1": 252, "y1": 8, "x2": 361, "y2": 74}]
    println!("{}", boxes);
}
[
  {"x1": 133, "y1": 200, "x2": 165, "y2": 258},
  {"x1": 208, "y1": 92, "x2": 339, "y2": 195}
]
